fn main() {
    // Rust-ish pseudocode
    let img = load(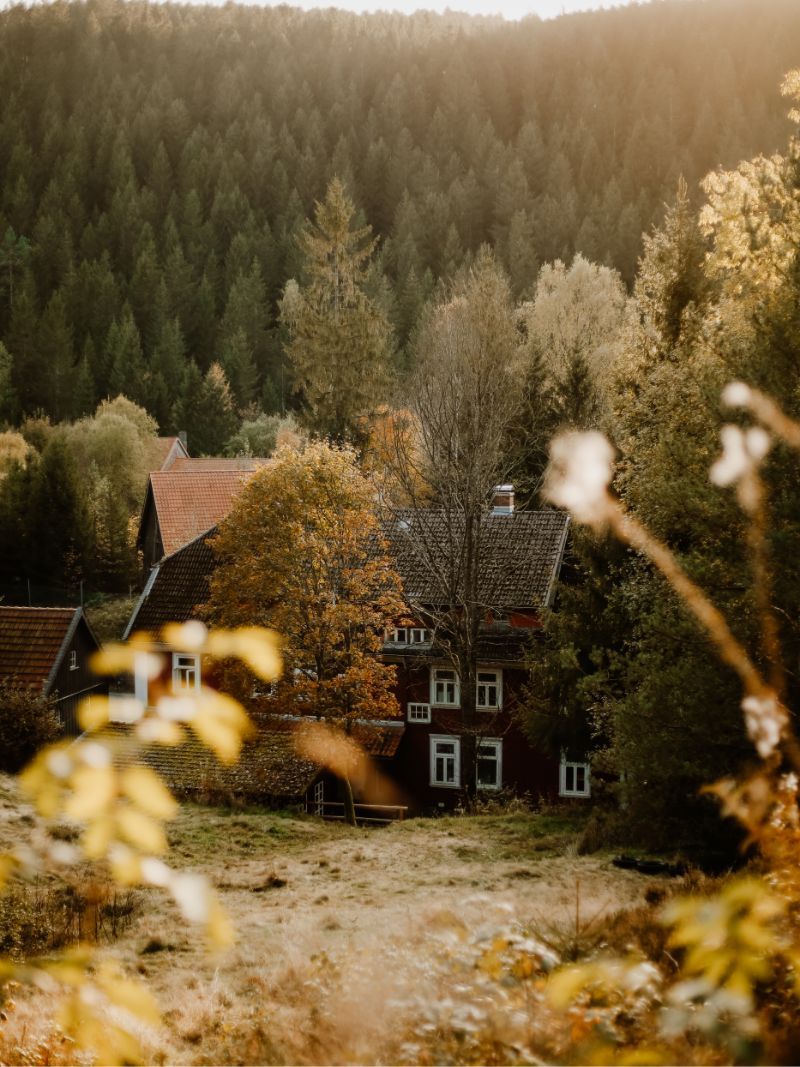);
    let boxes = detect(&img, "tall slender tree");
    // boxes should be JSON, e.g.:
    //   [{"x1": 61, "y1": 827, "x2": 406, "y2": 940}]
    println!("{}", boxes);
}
[{"x1": 280, "y1": 178, "x2": 394, "y2": 443}]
